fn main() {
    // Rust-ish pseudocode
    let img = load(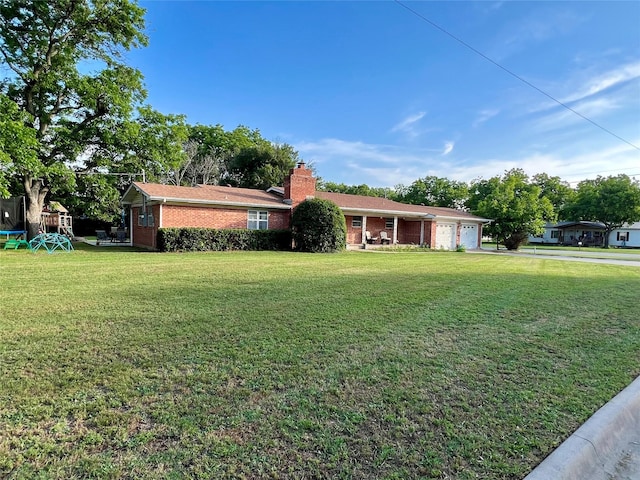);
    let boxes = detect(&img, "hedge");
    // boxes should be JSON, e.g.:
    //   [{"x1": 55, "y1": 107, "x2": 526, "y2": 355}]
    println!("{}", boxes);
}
[{"x1": 157, "y1": 228, "x2": 292, "y2": 252}]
